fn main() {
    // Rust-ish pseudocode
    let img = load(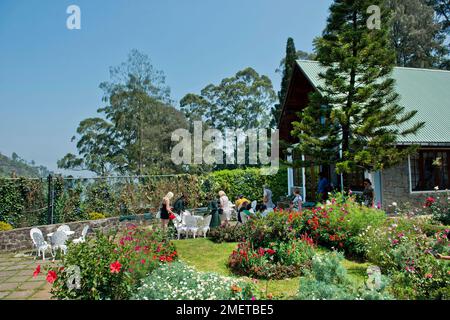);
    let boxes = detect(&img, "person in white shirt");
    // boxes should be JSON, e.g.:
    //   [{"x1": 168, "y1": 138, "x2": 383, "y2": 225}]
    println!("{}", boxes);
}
[{"x1": 218, "y1": 190, "x2": 232, "y2": 225}]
